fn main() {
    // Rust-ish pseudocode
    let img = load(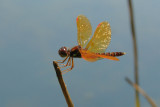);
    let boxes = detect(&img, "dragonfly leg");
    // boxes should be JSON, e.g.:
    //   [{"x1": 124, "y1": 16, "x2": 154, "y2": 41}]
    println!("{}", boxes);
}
[
  {"x1": 57, "y1": 57, "x2": 71, "y2": 69},
  {"x1": 71, "y1": 57, "x2": 74, "y2": 70},
  {"x1": 62, "y1": 57, "x2": 74, "y2": 74},
  {"x1": 56, "y1": 56, "x2": 69, "y2": 63},
  {"x1": 65, "y1": 57, "x2": 71, "y2": 66},
  {"x1": 59, "y1": 64, "x2": 66, "y2": 66},
  {"x1": 68, "y1": 57, "x2": 72, "y2": 66}
]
